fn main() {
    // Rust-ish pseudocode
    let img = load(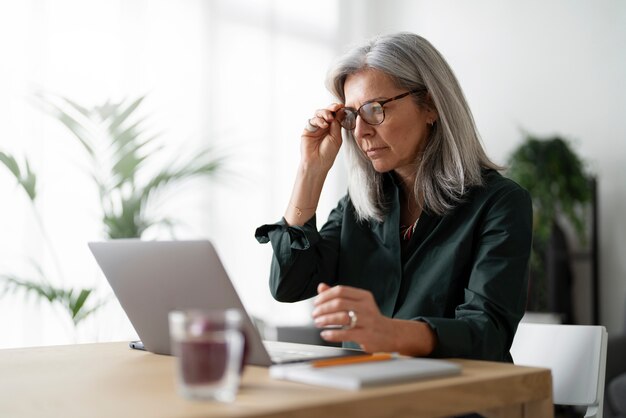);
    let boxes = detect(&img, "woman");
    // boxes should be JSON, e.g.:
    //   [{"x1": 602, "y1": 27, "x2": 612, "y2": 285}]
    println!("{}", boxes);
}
[{"x1": 256, "y1": 32, "x2": 532, "y2": 361}]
